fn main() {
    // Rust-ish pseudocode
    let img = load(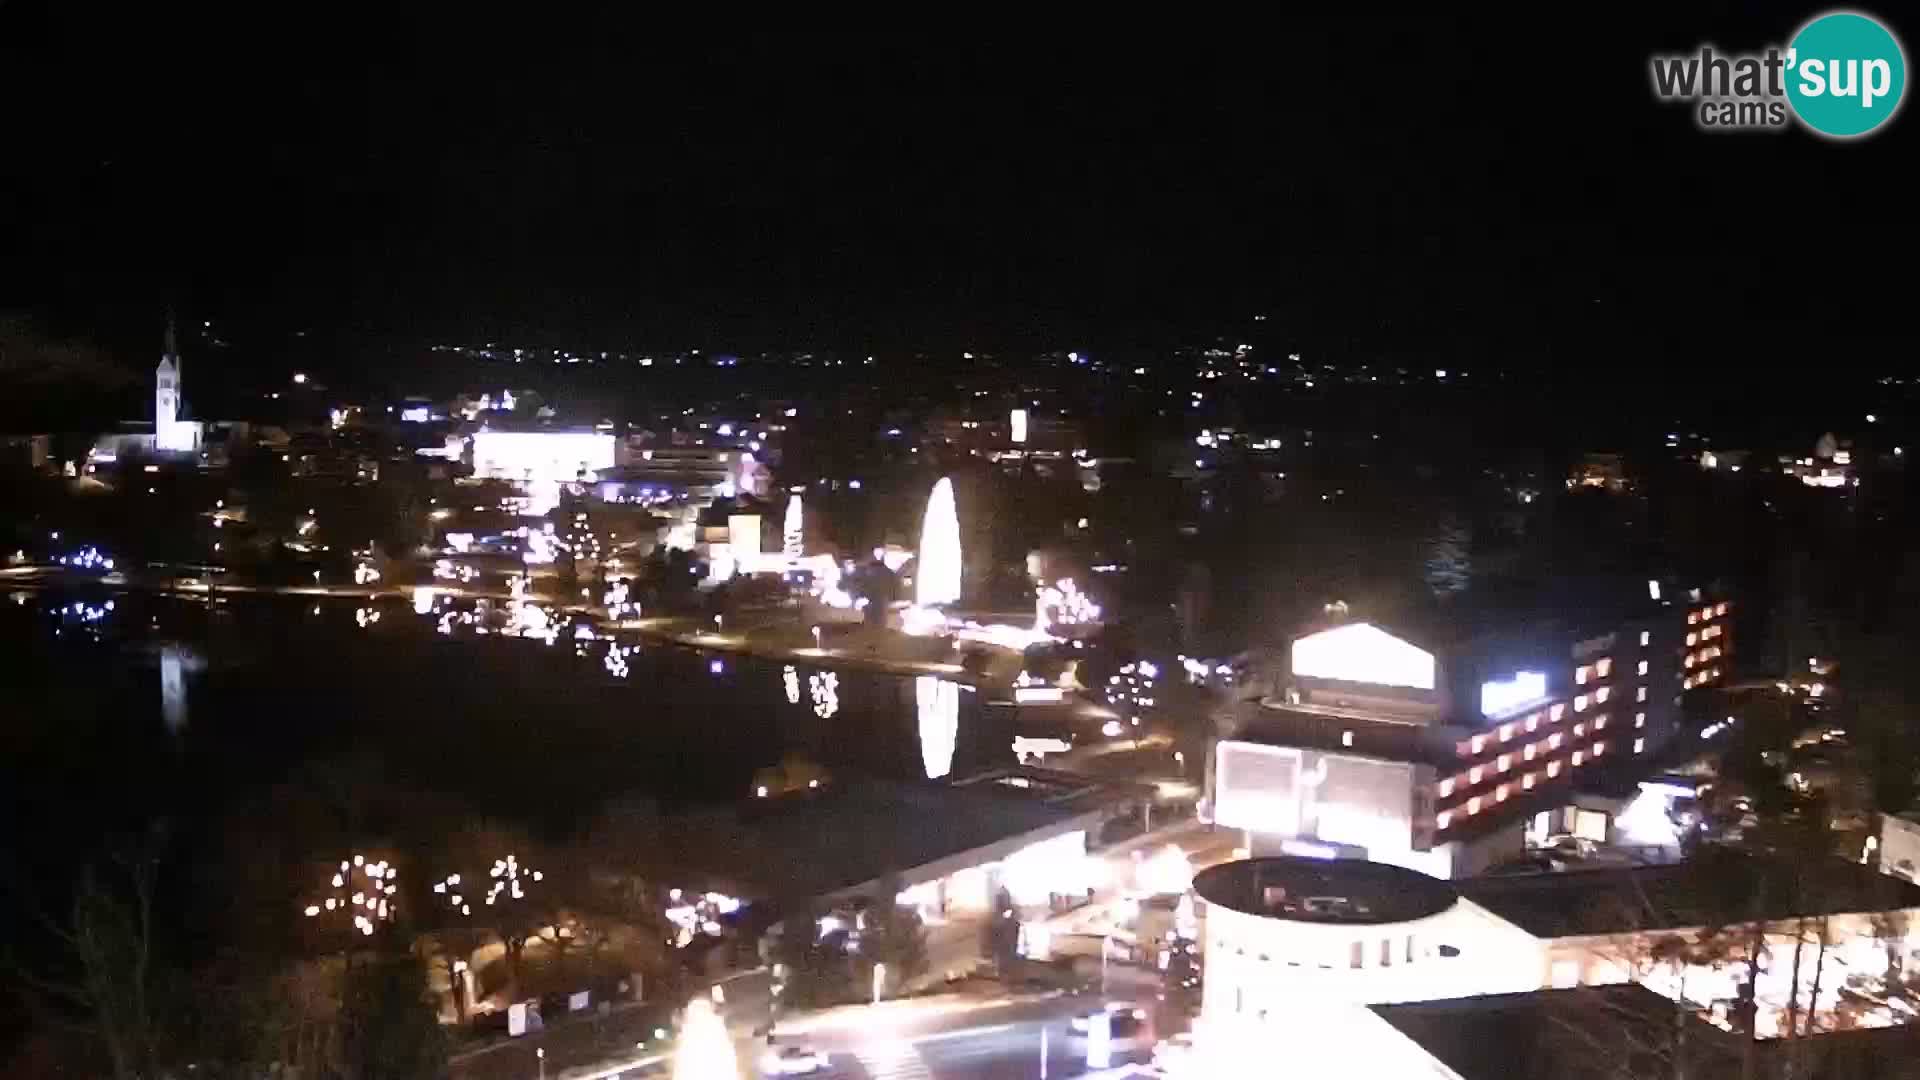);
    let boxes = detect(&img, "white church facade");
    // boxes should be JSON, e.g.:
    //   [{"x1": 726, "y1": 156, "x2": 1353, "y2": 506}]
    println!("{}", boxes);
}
[{"x1": 89, "y1": 318, "x2": 206, "y2": 467}]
